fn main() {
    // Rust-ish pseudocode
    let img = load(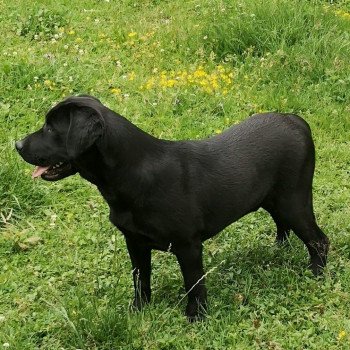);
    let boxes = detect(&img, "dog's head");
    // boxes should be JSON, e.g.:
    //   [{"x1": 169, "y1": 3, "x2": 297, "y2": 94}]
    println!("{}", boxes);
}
[{"x1": 16, "y1": 95, "x2": 105, "y2": 181}]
